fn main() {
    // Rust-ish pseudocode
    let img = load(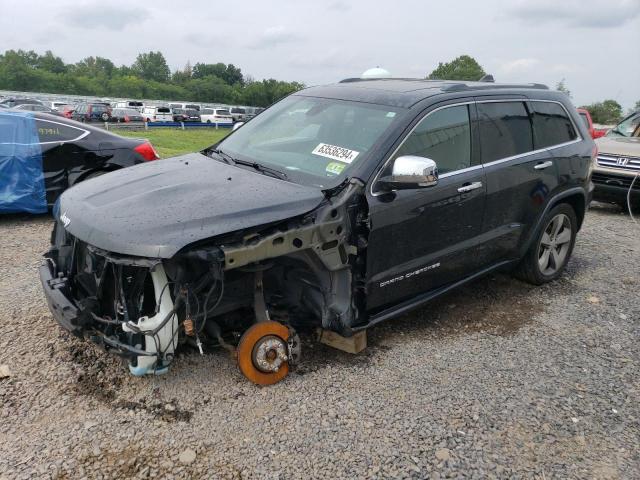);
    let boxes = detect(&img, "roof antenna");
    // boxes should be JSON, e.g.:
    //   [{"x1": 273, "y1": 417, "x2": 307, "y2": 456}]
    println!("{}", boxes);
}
[{"x1": 478, "y1": 74, "x2": 495, "y2": 82}]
